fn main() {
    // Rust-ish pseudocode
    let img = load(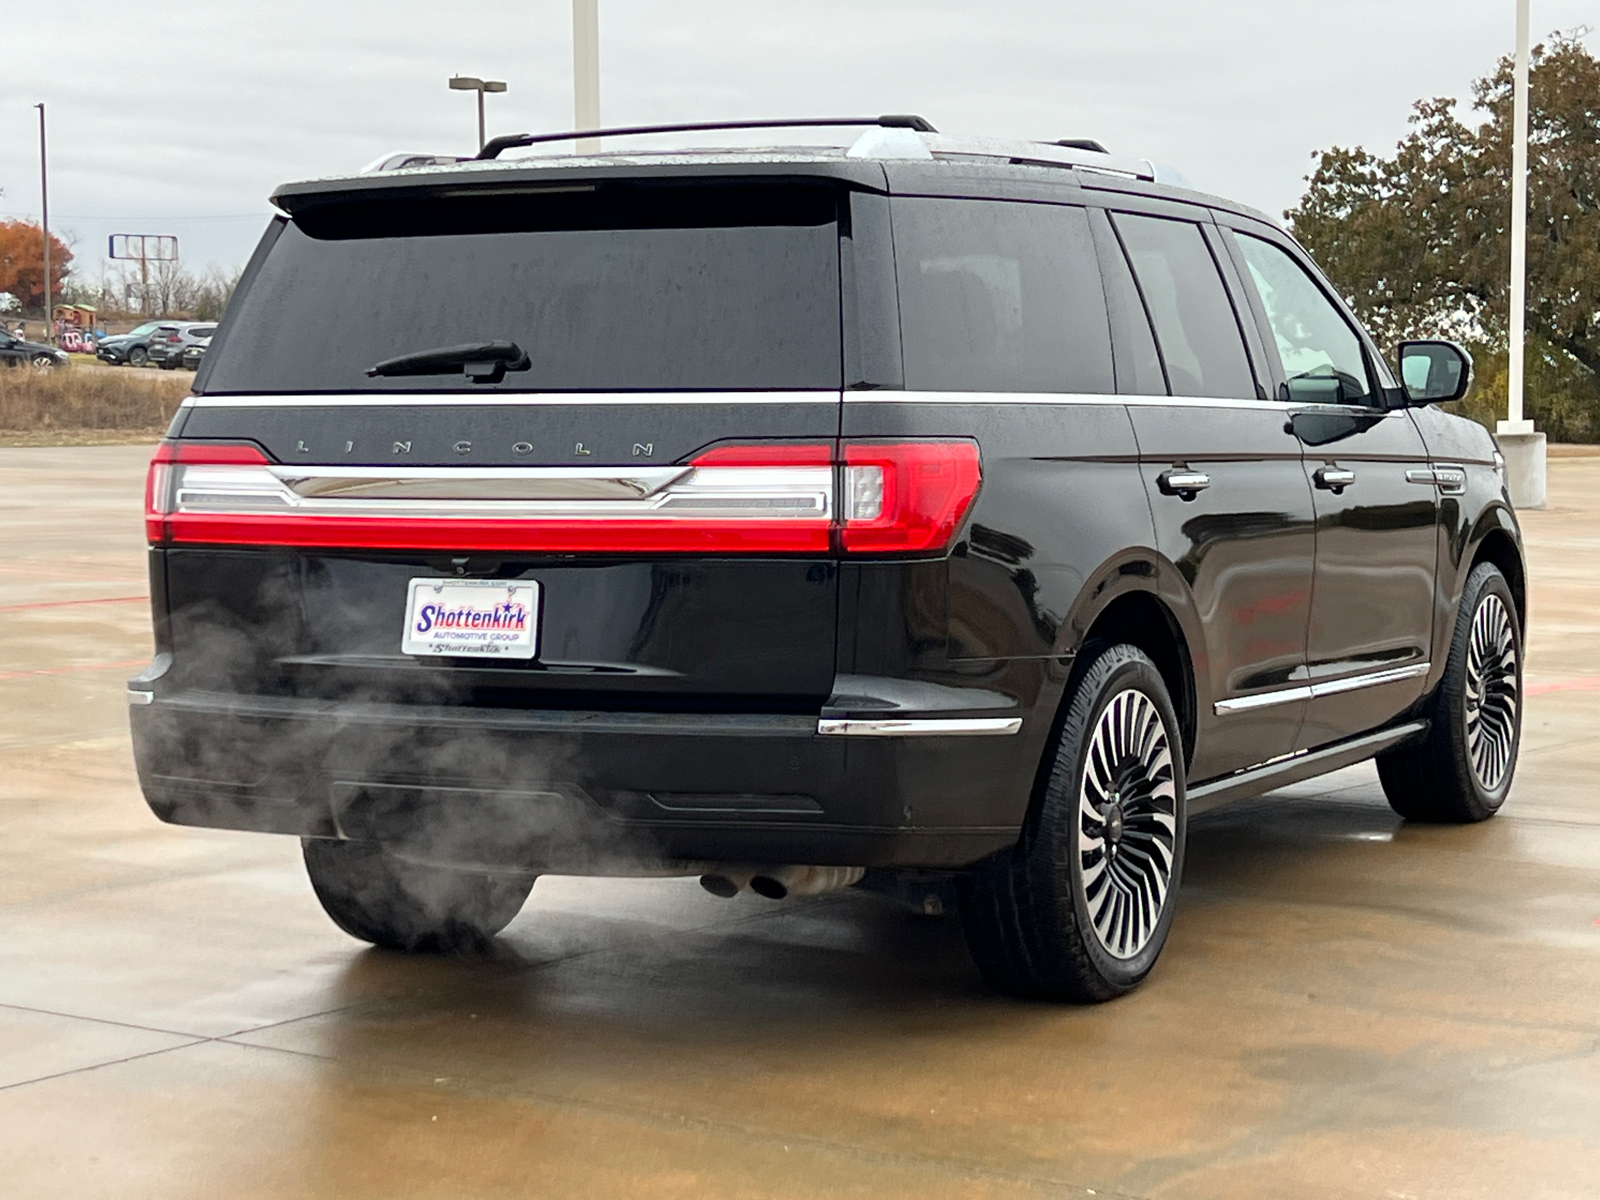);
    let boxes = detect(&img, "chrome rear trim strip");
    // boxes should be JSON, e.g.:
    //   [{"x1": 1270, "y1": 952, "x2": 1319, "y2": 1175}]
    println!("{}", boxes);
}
[
  {"x1": 126, "y1": 689, "x2": 154, "y2": 706},
  {"x1": 816, "y1": 717, "x2": 1023, "y2": 738},
  {"x1": 1214, "y1": 662, "x2": 1431, "y2": 716},
  {"x1": 268, "y1": 465, "x2": 691, "y2": 502}
]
